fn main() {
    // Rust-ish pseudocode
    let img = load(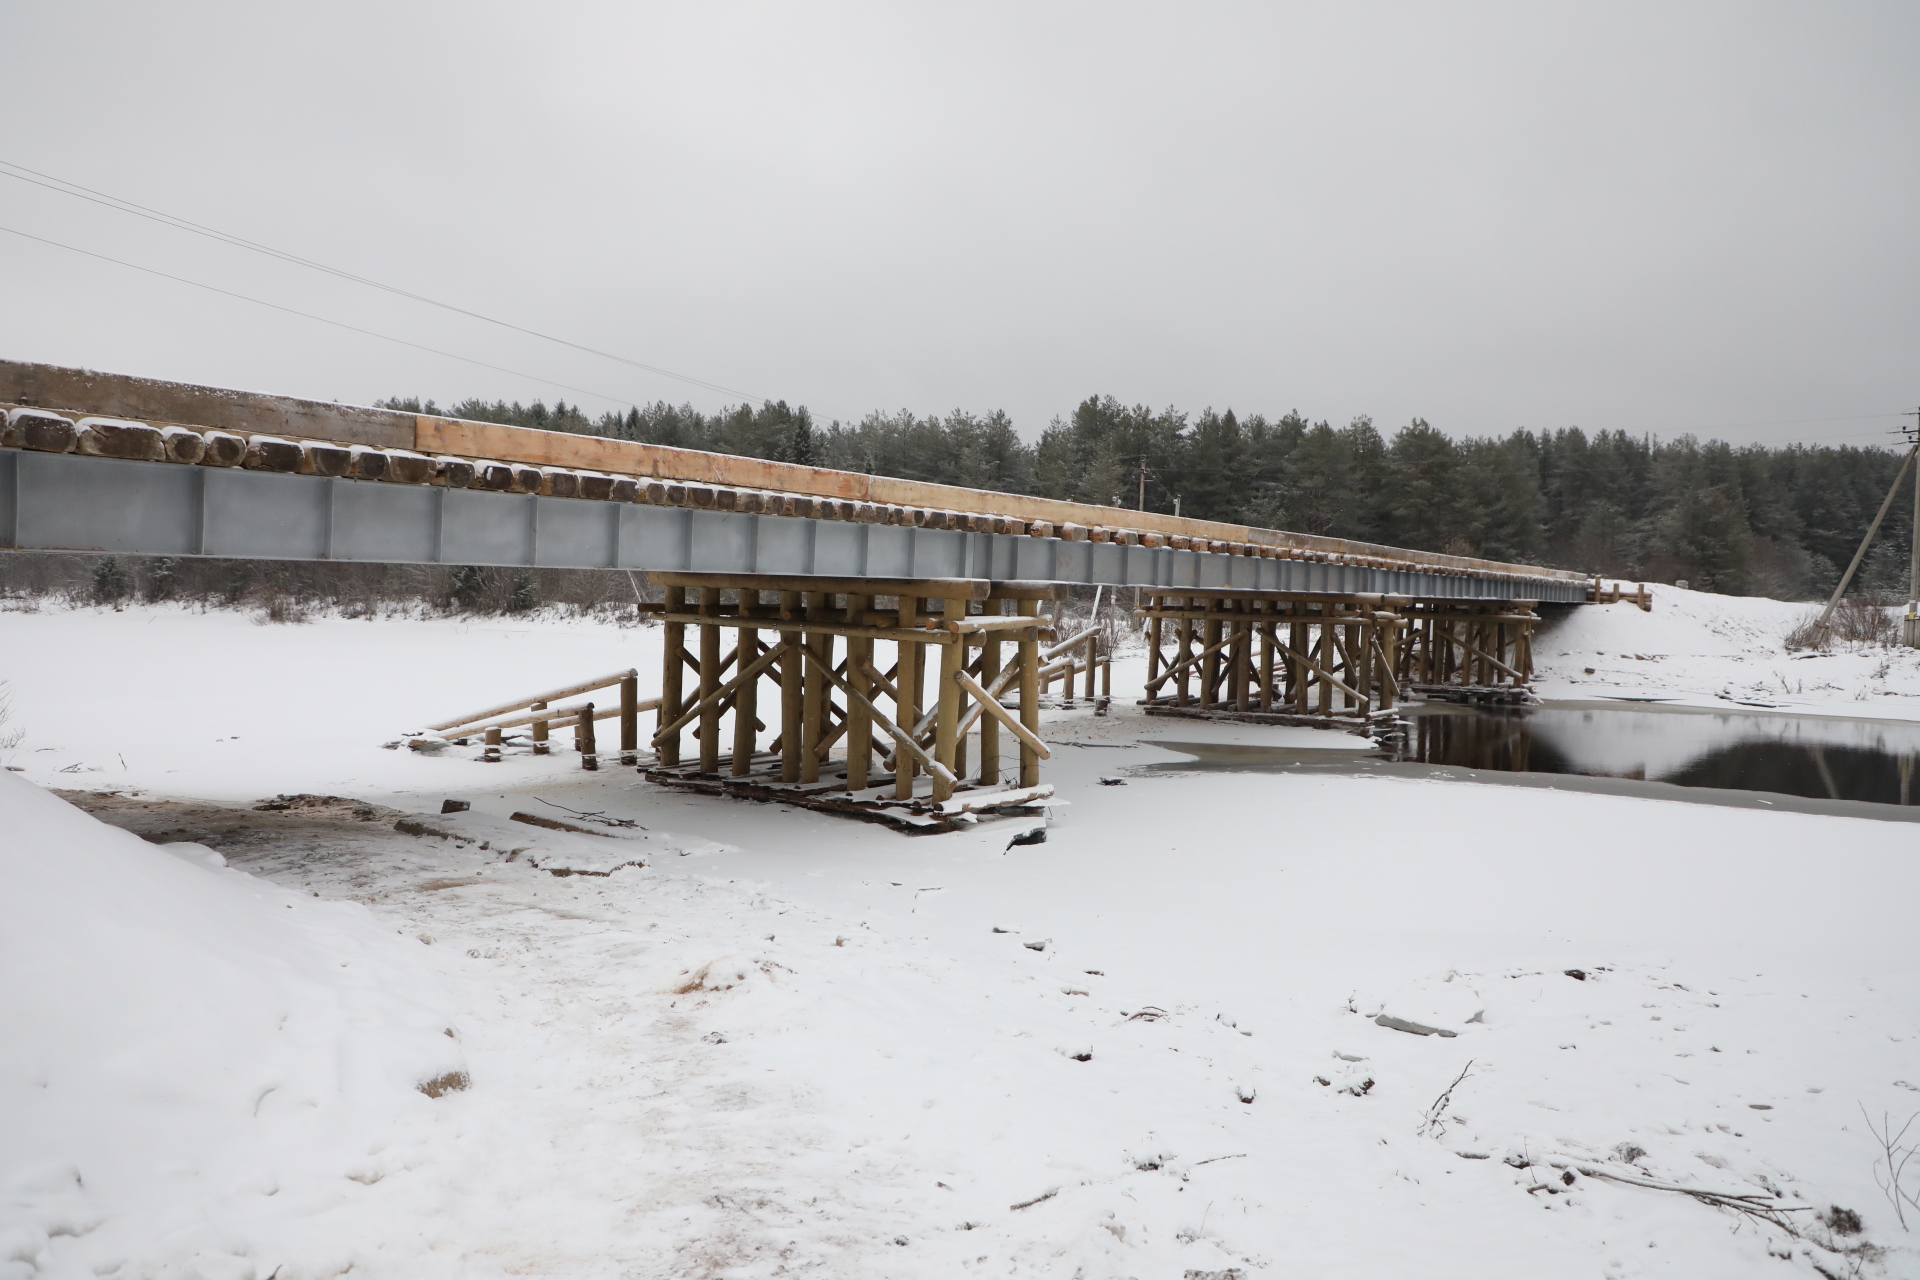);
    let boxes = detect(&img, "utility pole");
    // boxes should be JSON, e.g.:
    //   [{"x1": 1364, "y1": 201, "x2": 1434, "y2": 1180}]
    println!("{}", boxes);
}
[
  {"x1": 1812, "y1": 424, "x2": 1918, "y2": 648},
  {"x1": 1906, "y1": 408, "x2": 1920, "y2": 647},
  {"x1": 1137, "y1": 456, "x2": 1150, "y2": 511}
]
